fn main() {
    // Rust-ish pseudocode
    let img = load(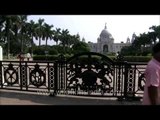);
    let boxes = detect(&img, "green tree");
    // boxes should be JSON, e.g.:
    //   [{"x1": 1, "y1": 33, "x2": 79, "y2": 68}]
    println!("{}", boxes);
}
[
  {"x1": 59, "y1": 29, "x2": 69, "y2": 47},
  {"x1": 26, "y1": 20, "x2": 38, "y2": 56},
  {"x1": 149, "y1": 25, "x2": 160, "y2": 43},
  {"x1": 42, "y1": 23, "x2": 53, "y2": 47},
  {"x1": 72, "y1": 41, "x2": 90, "y2": 54},
  {"x1": 1, "y1": 15, "x2": 19, "y2": 58},
  {"x1": 37, "y1": 18, "x2": 45, "y2": 46},
  {"x1": 53, "y1": 28, "x2": 61, "y2": 45},
  {"x1": 148, "y1": 31, "x2": 157, "y2": 44},
  {"x1": 18, "y1": 15, "x2": 28, "y2": 53}
]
